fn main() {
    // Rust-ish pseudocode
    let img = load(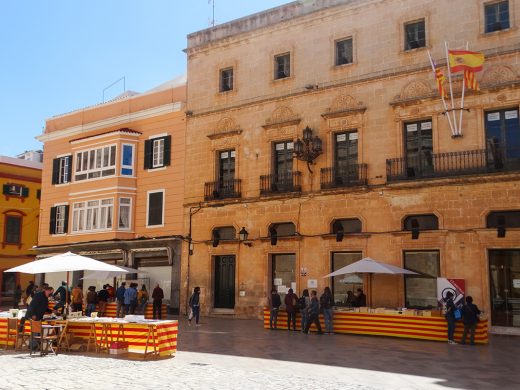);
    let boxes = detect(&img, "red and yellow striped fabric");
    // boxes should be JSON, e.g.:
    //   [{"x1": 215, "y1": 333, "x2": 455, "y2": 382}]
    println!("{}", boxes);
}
[
  {"x1": 262, "y1": 308, "x2": 488, "y2": 344},
  {"x1": 48, "y1": 302, "x2": 167, "y2": 319}
]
